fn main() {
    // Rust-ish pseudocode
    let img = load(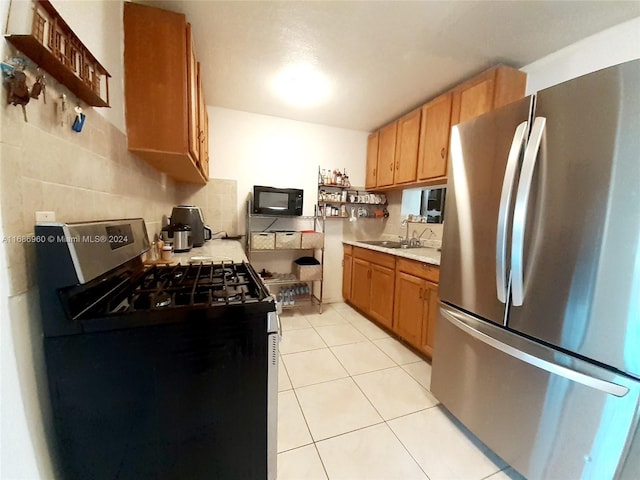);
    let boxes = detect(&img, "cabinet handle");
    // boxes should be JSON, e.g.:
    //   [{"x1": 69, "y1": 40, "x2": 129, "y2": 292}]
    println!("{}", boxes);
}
[
  {"x1": 418, "y1": 288, "x2": 423, "y2": 299},
  {"x1": 395, "y1": 160, "x2": 399, "y2": 171},
  {"x1": 389, "y1": 163, "x2": 393, "y2": 172},
  {"x1": 441, "y1": 147, "x2": 446, "y2": 159},
  {"x1": 367, "y1": 269, "x2": 371, "y2": 279},
  {"x1": 373, "y1": 168, "x2": 376, "y2": 176}
]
